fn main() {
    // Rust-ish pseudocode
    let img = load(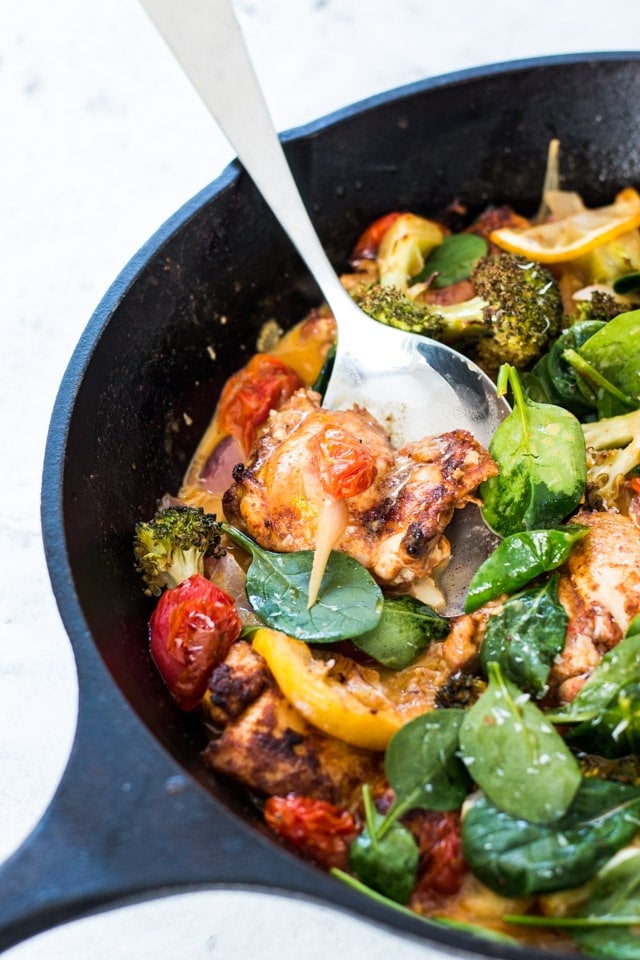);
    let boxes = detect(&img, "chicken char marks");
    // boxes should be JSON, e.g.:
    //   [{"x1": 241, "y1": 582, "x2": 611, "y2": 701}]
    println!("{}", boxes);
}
[
  {"x1": 202, "y1": 641, "x2": 384, "y2": 809},
  {"x1": 222, "y1": 388, "x2": 497, "y2": 590}
]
